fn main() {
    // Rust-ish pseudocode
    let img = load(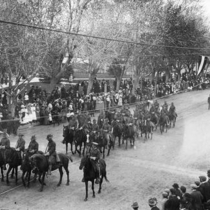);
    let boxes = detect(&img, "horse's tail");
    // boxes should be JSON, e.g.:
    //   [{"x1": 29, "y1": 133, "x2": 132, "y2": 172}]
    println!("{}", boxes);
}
[{"x1": 66, "y1": 155, "x2": 73, "y2": 162}]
